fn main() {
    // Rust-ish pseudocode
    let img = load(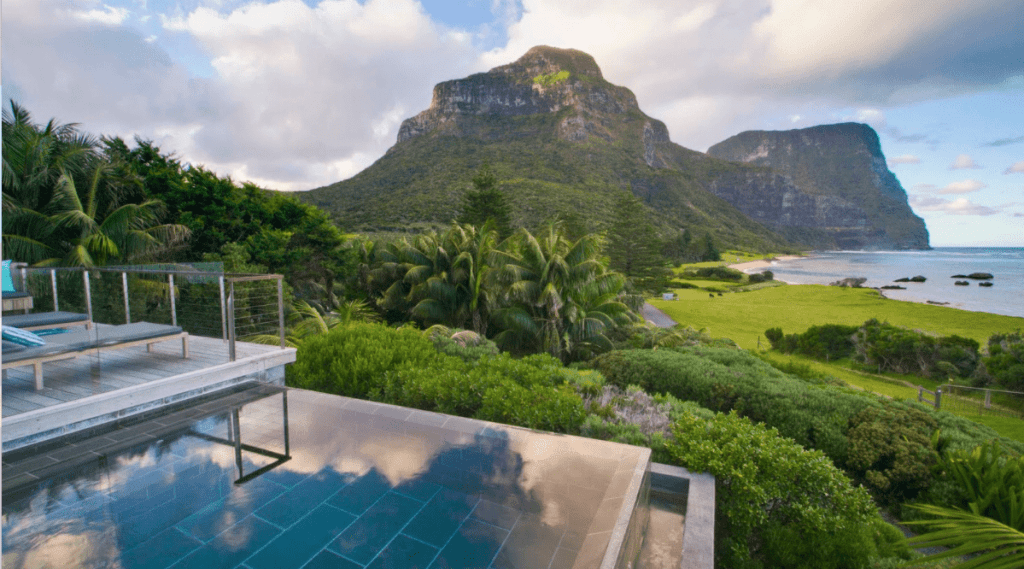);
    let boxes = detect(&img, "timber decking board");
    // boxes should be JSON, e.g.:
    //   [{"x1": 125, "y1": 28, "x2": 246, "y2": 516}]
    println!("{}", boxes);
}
[{"x1": 2, "y1": 332, "x2": 281, "y2": 418}]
